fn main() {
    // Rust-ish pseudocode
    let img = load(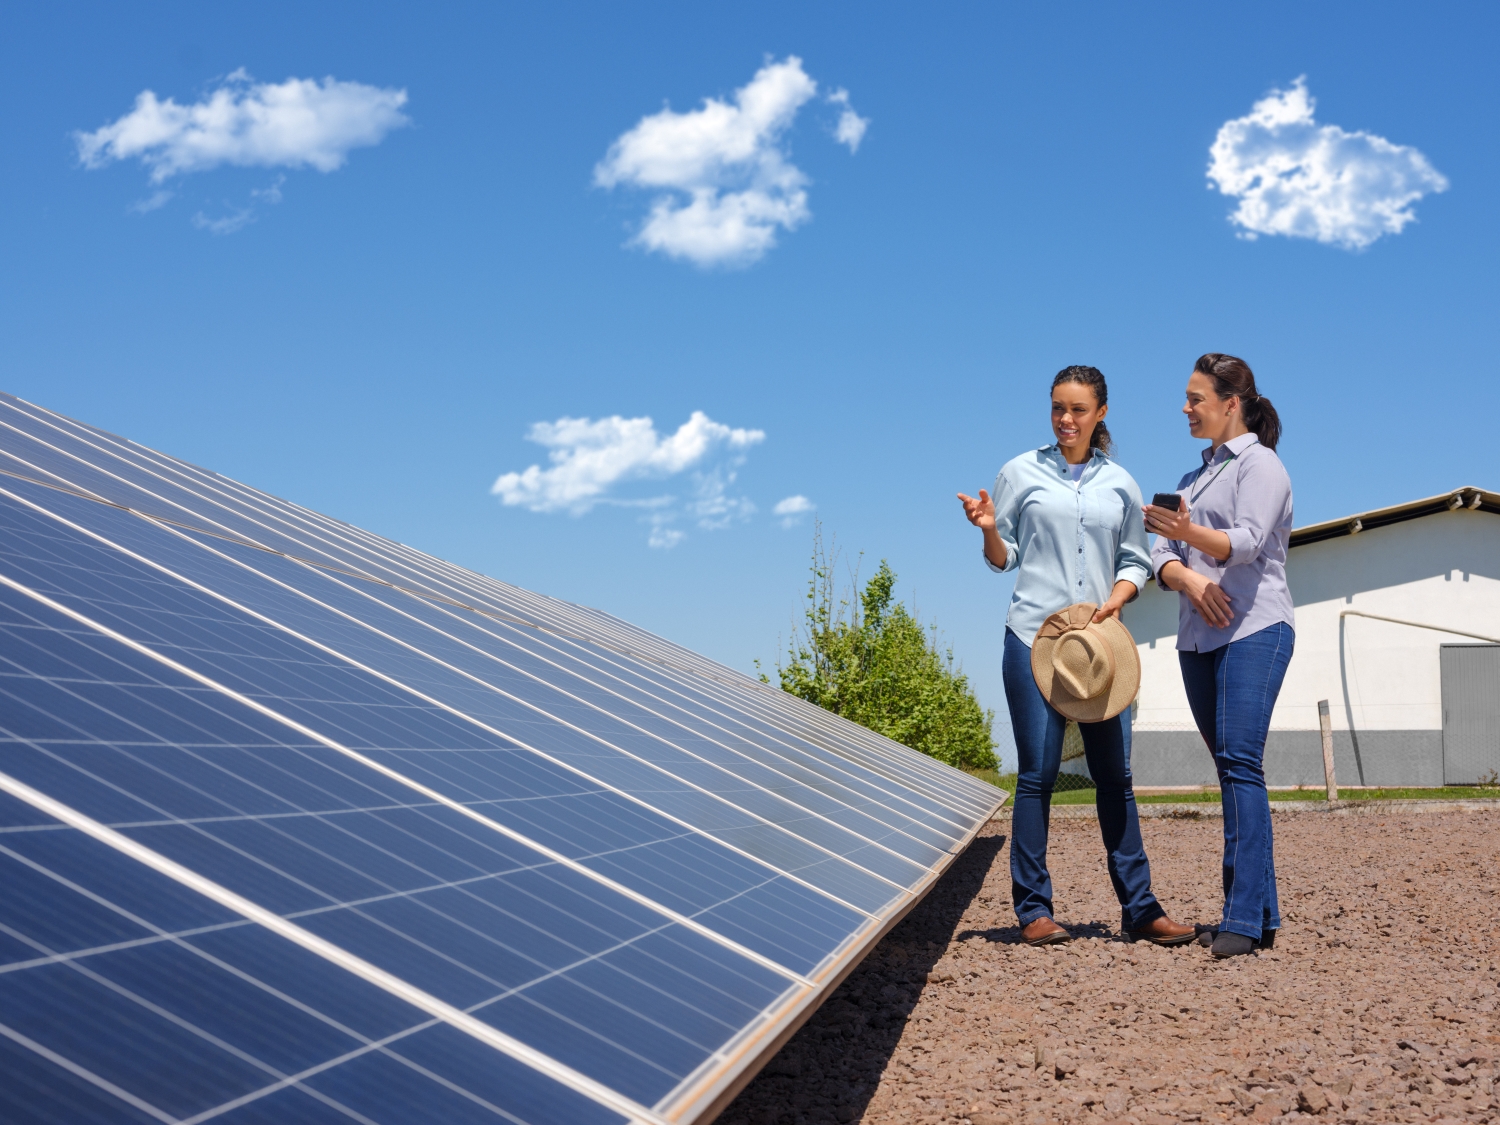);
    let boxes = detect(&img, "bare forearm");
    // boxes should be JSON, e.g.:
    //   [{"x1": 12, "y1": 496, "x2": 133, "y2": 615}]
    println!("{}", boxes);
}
[
  {"x1": 1179, "y1": 524, "x2": 1231, "y2": 562},
  {"x1": 1157, "y1": 559, "x2": 1190, "y2": 592},
  {"x1": 982, "y1": 527, "x2": 1008, "y2": 569}
]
